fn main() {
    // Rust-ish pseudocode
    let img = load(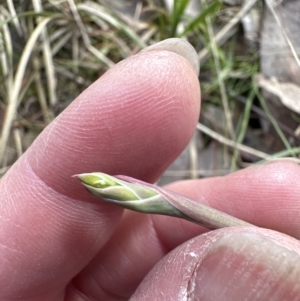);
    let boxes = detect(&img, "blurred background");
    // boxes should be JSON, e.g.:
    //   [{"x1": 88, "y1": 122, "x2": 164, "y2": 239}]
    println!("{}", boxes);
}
[{"x1": 0, "y1": 0, "x2": 299, "y2": 184}]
